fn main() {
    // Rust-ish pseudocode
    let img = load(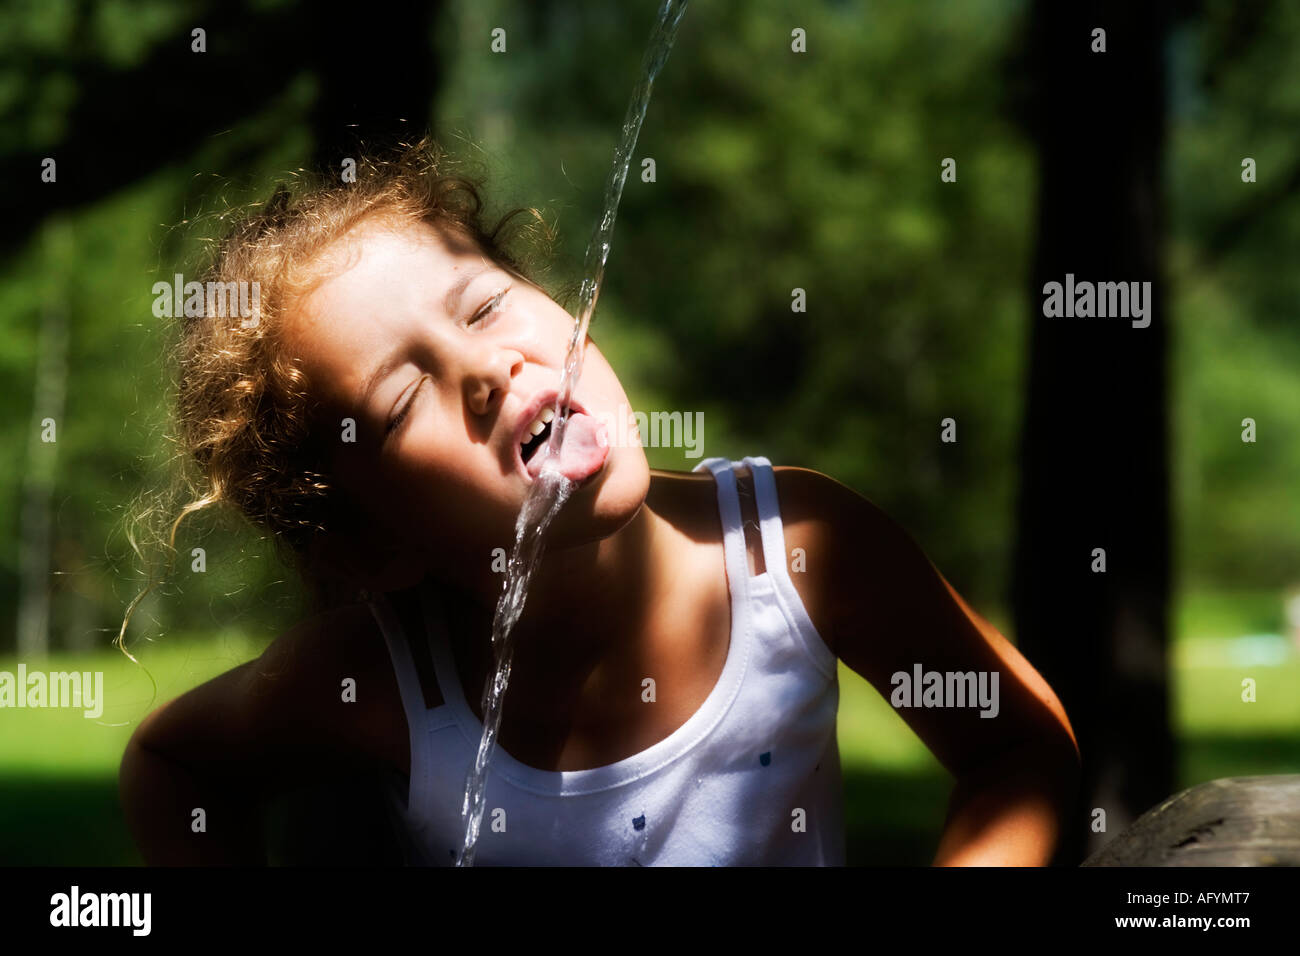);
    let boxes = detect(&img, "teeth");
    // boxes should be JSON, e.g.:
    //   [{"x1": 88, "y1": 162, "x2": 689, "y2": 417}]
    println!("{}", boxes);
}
[
  {"x1": 521, "y1": 407, "x2": 554, "y2": 445},
  {"x1": 519, "y1": 405, "x2": 564, "y2": 450}
]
